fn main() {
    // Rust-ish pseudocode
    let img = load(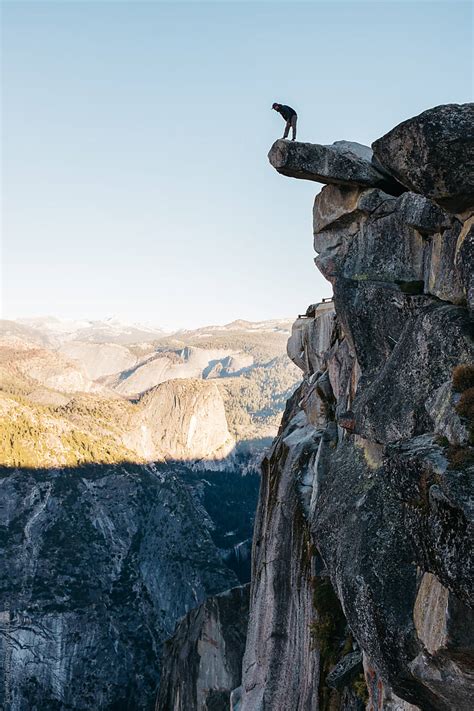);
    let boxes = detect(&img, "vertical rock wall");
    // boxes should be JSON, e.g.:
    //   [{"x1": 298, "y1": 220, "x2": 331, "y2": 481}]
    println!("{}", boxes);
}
[
  {"x1": 156, "y1": 585, "x2": 249, "y2": 711},
  {"x1": 0, "y1": 464, "x2": 238, "y2": 710},
  {"x1": 240, "y1": 104, "x2": 474, "y2": 711}
]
